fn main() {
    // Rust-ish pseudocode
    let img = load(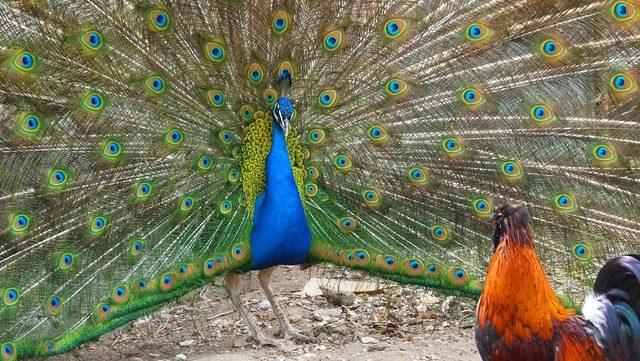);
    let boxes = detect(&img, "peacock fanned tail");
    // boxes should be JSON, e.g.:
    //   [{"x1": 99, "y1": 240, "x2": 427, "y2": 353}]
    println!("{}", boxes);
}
[{"x1": 0, "y1": 0, "x2": 639, "y2": 359}]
